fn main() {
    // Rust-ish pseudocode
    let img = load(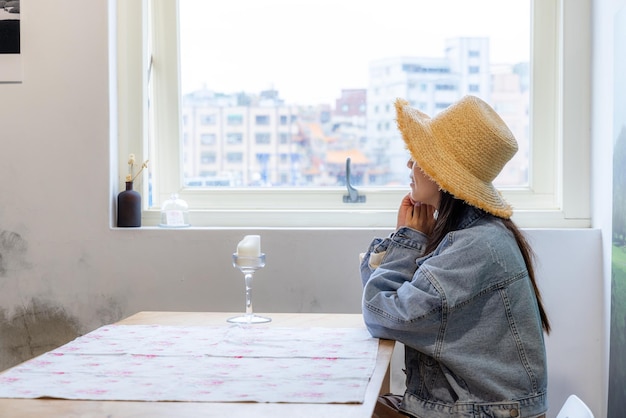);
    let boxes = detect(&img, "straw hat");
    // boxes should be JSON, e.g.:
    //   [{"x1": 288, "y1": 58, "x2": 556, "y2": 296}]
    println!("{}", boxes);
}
[{"x1": 394, "y1": 95, "x2": 518, "y2": 218}]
